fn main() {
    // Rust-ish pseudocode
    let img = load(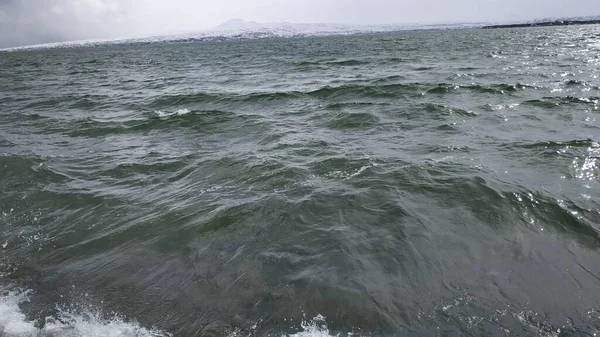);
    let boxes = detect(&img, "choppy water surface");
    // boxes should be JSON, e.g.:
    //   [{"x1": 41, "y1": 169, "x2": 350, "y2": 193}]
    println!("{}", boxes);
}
[{"x1": 1, "y1": 26, "x2": 600, "y2": 336}]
